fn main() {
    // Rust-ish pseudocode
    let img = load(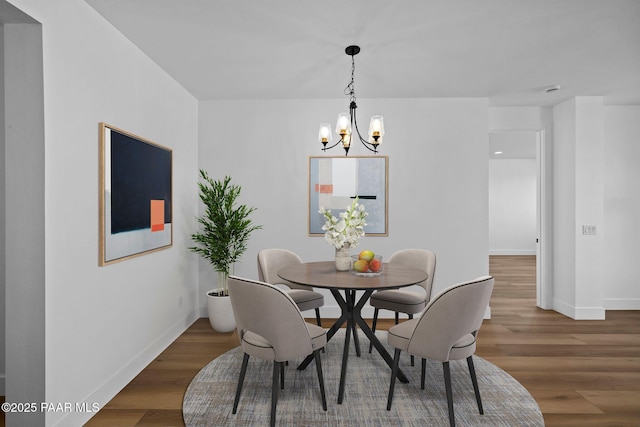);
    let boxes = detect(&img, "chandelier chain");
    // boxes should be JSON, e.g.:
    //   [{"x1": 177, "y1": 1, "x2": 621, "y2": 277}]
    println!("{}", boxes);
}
[{"x1": 344, "y1": 55, "x2": 357, "y2": 103}]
